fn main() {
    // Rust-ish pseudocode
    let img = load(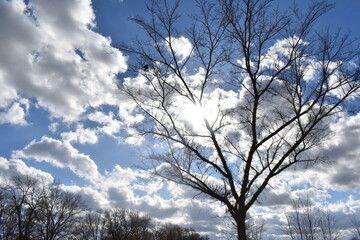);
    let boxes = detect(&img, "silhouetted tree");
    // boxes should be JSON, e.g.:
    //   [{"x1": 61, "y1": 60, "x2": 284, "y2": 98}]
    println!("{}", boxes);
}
[
  {"x1": 35, "y1": 185, "x2": 84, "y2": 240},
  {"x1": 120, "y1": 0, "x2": 360, "y2": 238},
  {"x1": 0, "y1": 177, "x2": 209, "y2": 240},
  {"x1": 155, "y1": 223, "x2": 209, "y2": 240},
  {"x1": 0, "y1": 176, "x2": 44, "y2": 239},
  {"x1": 100, "y1": 208, "x2": 209, "y2": 240},
  {"x1": 0, "y1": 176, "x2": 83, "y2": 240},
  {"x1": 102, "y1": 208, "x2": 153, "y2": 240},
  {"x1": 78, "y1": 211, "x2": 105, "y2": 240}
]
